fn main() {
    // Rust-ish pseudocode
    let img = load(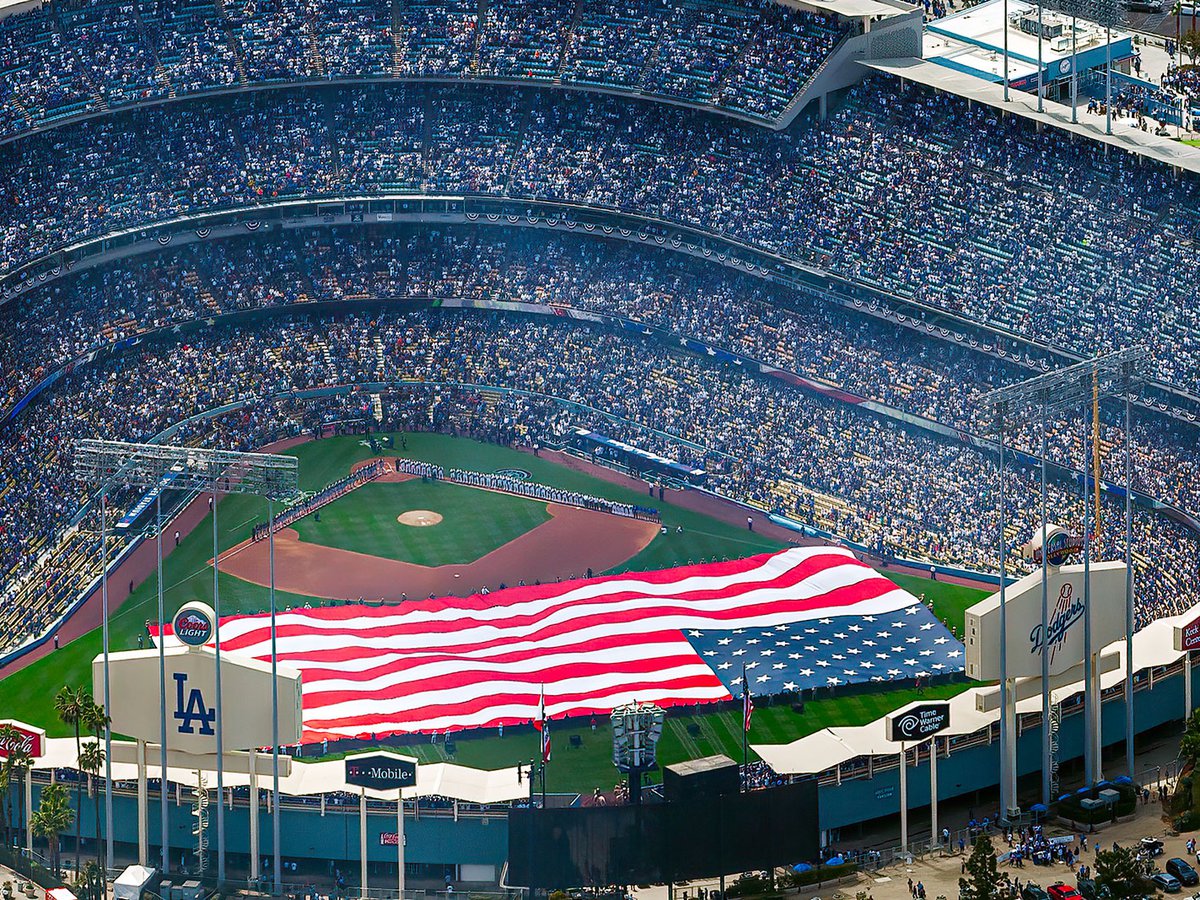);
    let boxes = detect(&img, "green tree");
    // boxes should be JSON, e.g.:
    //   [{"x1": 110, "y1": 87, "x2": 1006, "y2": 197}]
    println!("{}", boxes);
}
[
  {"x1": 54, "y1": 685, "x2": 90, "y2": 876},
  {"x1": 1183, "y1": 709, "x2": 1200, "y2": 767},
  {"x1": 80, "y1": 700, "x2": 110, "y2": 868},
  {"x1": 30, "y1": 783, "x2": 74, "y2": 877},
  {"x1": 0, "y1": 725, "x2": 15, "y2": 848},
  {"x1": 2, "y1": 736, "x2": 34, "y2": 853},
  {"x1": 1095, "y1": 844, "x2": 1152, "y2": 900},
  {"x1": 77, "y1": 741, "x2": 105, "y2": 870},
  {"x1": 1182, "y1": 29, "x2": 1200, "y2": 66},
  {"x1": 959, "y1": 835, "x2": 1006, "y2": 900}
]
